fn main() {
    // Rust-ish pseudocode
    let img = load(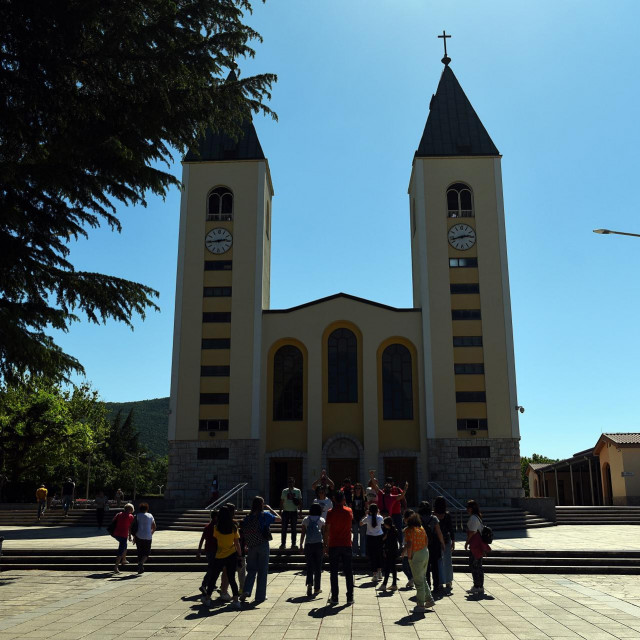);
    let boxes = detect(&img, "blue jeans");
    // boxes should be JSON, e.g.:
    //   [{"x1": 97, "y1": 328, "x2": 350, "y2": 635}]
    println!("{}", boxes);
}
[
  {"x1": 243, "y1": 542, "x2": 270, "y2": 601},
  {"x1": 352, "y1": 521, "x2": 367, "y2": 555},
  {"x1": 438, "y1": 540, "x2": 453, "y2": 584},
  {"x1": 402, "y1": 556, "x2": 413, "y2": 580},
  {"x1": 62, "y1": 495, "x2": 72, "y2": 513}
]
